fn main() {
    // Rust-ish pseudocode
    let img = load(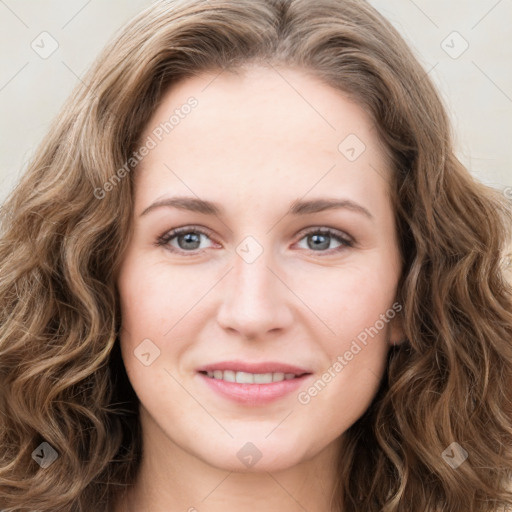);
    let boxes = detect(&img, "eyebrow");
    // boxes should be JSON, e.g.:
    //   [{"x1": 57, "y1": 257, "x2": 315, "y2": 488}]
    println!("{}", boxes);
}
[{"x1": 139, "y1": 196, "x2": 374, "y2": 220}]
